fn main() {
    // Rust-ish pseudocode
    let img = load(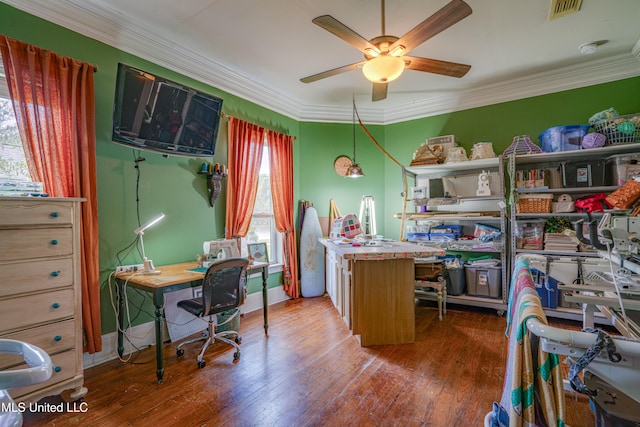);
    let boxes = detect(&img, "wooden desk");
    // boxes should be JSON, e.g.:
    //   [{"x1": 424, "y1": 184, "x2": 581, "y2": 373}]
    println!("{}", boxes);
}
[{"x1": 115, "y1": 261, "x2": 269, "y2": 383}]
